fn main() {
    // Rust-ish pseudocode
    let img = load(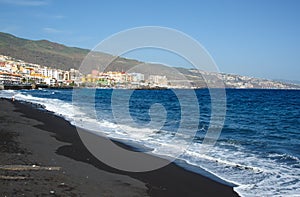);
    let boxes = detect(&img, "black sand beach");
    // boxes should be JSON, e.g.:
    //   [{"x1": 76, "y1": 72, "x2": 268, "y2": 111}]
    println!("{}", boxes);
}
[{"x1": 0, "y1": 98, "x2": 238, "y2": 196}]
